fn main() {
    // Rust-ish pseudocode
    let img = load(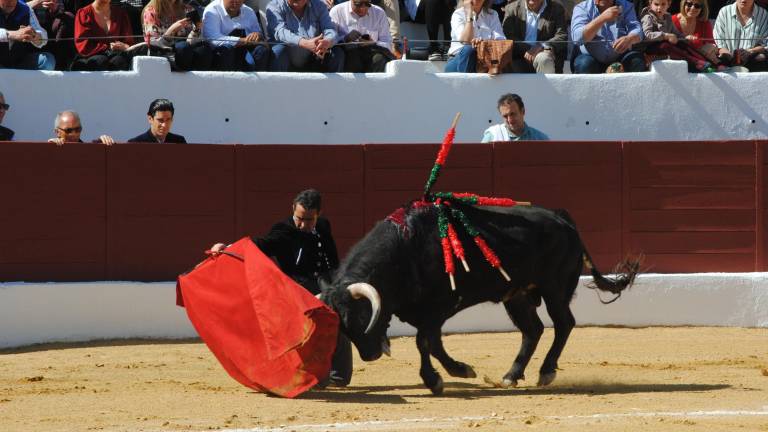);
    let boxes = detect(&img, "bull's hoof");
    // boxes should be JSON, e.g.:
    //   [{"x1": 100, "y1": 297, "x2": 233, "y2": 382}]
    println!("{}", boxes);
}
[
  {"x1": 501, "y1": 377, "x2": 518, "y2": 388},
  {"x1": 537, "y1": 371, "x2": 557, "y2": 386},
  {"x1": 447, "y1": 362, "x2": 477, "y2": 379},
  {"x1": 501, "y1": 372, "x2": 522, "y2": 388},
  {"x1": 428, "y1": 376, "x2": 444, "y2": 395}
]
